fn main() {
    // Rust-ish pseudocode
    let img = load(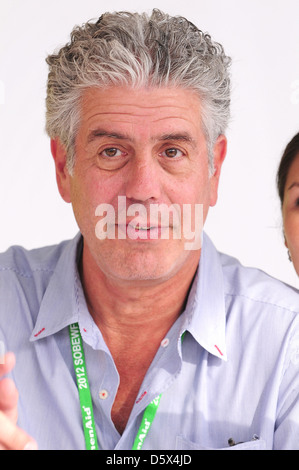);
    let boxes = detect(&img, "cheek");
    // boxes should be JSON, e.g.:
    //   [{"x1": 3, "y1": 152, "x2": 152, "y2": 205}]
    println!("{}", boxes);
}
[
  {"x1": 70, "y1": 172, "x2": 126, "y2": 237},
  {"x1": 283, "y1": 211, "x2": 299, "y2": 250},
  {"x1": 173, "y1": 166, "x2": 210, "y2": 200},
  {"x1": 69, "y1": 176, "x2": 99, "y2": 229},
  {"x1": 169, "y1": 180, "x2": 211, "y2": 234},
  {"x1": 189, "y1": 174, "x2": 212, "y2": 215},
  {"x1": 71, "y1": 172, "x2": 118, "y2": 206}
]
